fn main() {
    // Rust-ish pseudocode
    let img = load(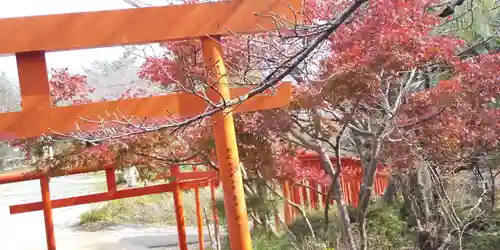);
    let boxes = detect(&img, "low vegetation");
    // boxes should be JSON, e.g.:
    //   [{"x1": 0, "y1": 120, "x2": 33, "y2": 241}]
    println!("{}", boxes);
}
[
  {"x1": 78, "y1": 188, "x2": 214, "y2": 231},
  {"x1": 216, "y1": 198, "x2": 500, "y2": 250}
]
